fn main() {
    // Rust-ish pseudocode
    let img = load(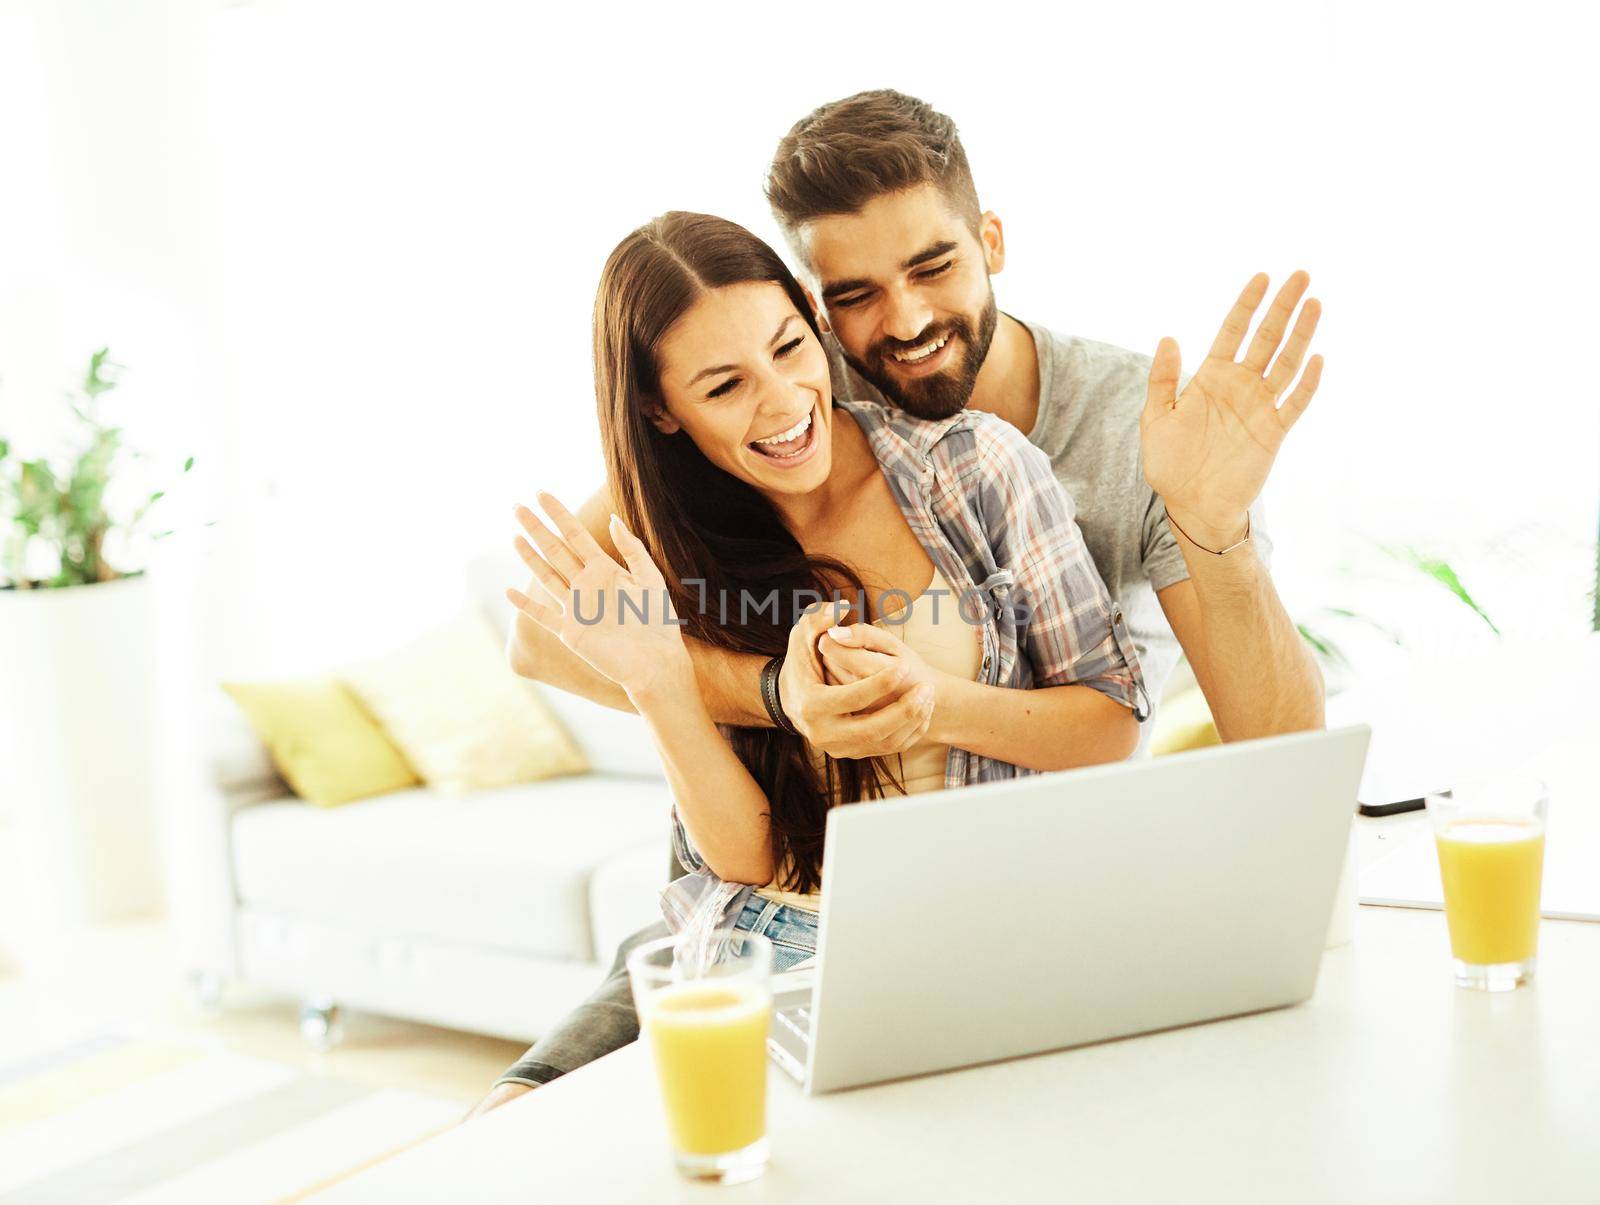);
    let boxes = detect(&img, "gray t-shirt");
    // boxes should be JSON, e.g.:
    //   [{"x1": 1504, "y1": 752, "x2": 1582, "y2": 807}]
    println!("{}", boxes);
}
[{"x1": 827, "y1": 317, "x2": 1271, "y2": 753}]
